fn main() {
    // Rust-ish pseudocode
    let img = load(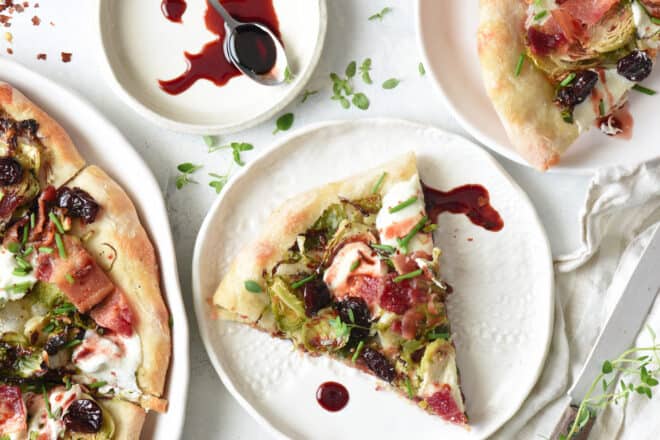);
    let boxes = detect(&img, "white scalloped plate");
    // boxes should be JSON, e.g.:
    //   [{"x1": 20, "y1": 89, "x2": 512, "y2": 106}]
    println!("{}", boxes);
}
[
  {"x1": 417, "y1": 0, "x2": 660, "y2": 174},
  {"x1": 95, "y1": 0, "x2": 327, "y2": 134},
  {"x1": 0, "y1": 58, "x2": 189, "y2": 439},
  {"x1": 193, "y1": 119, "x2": 554, "y2": 439}
]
